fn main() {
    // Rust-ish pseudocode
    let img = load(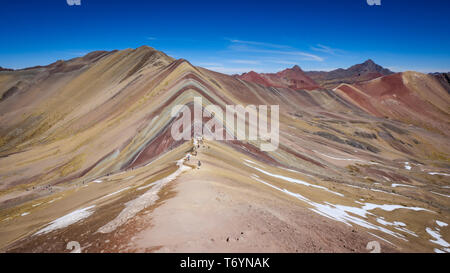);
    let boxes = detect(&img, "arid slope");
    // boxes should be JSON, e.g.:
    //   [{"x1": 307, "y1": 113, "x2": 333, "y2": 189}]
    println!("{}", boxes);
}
[{"x1": 0, "y1": 47, "x2": 449, "y2": 253}]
